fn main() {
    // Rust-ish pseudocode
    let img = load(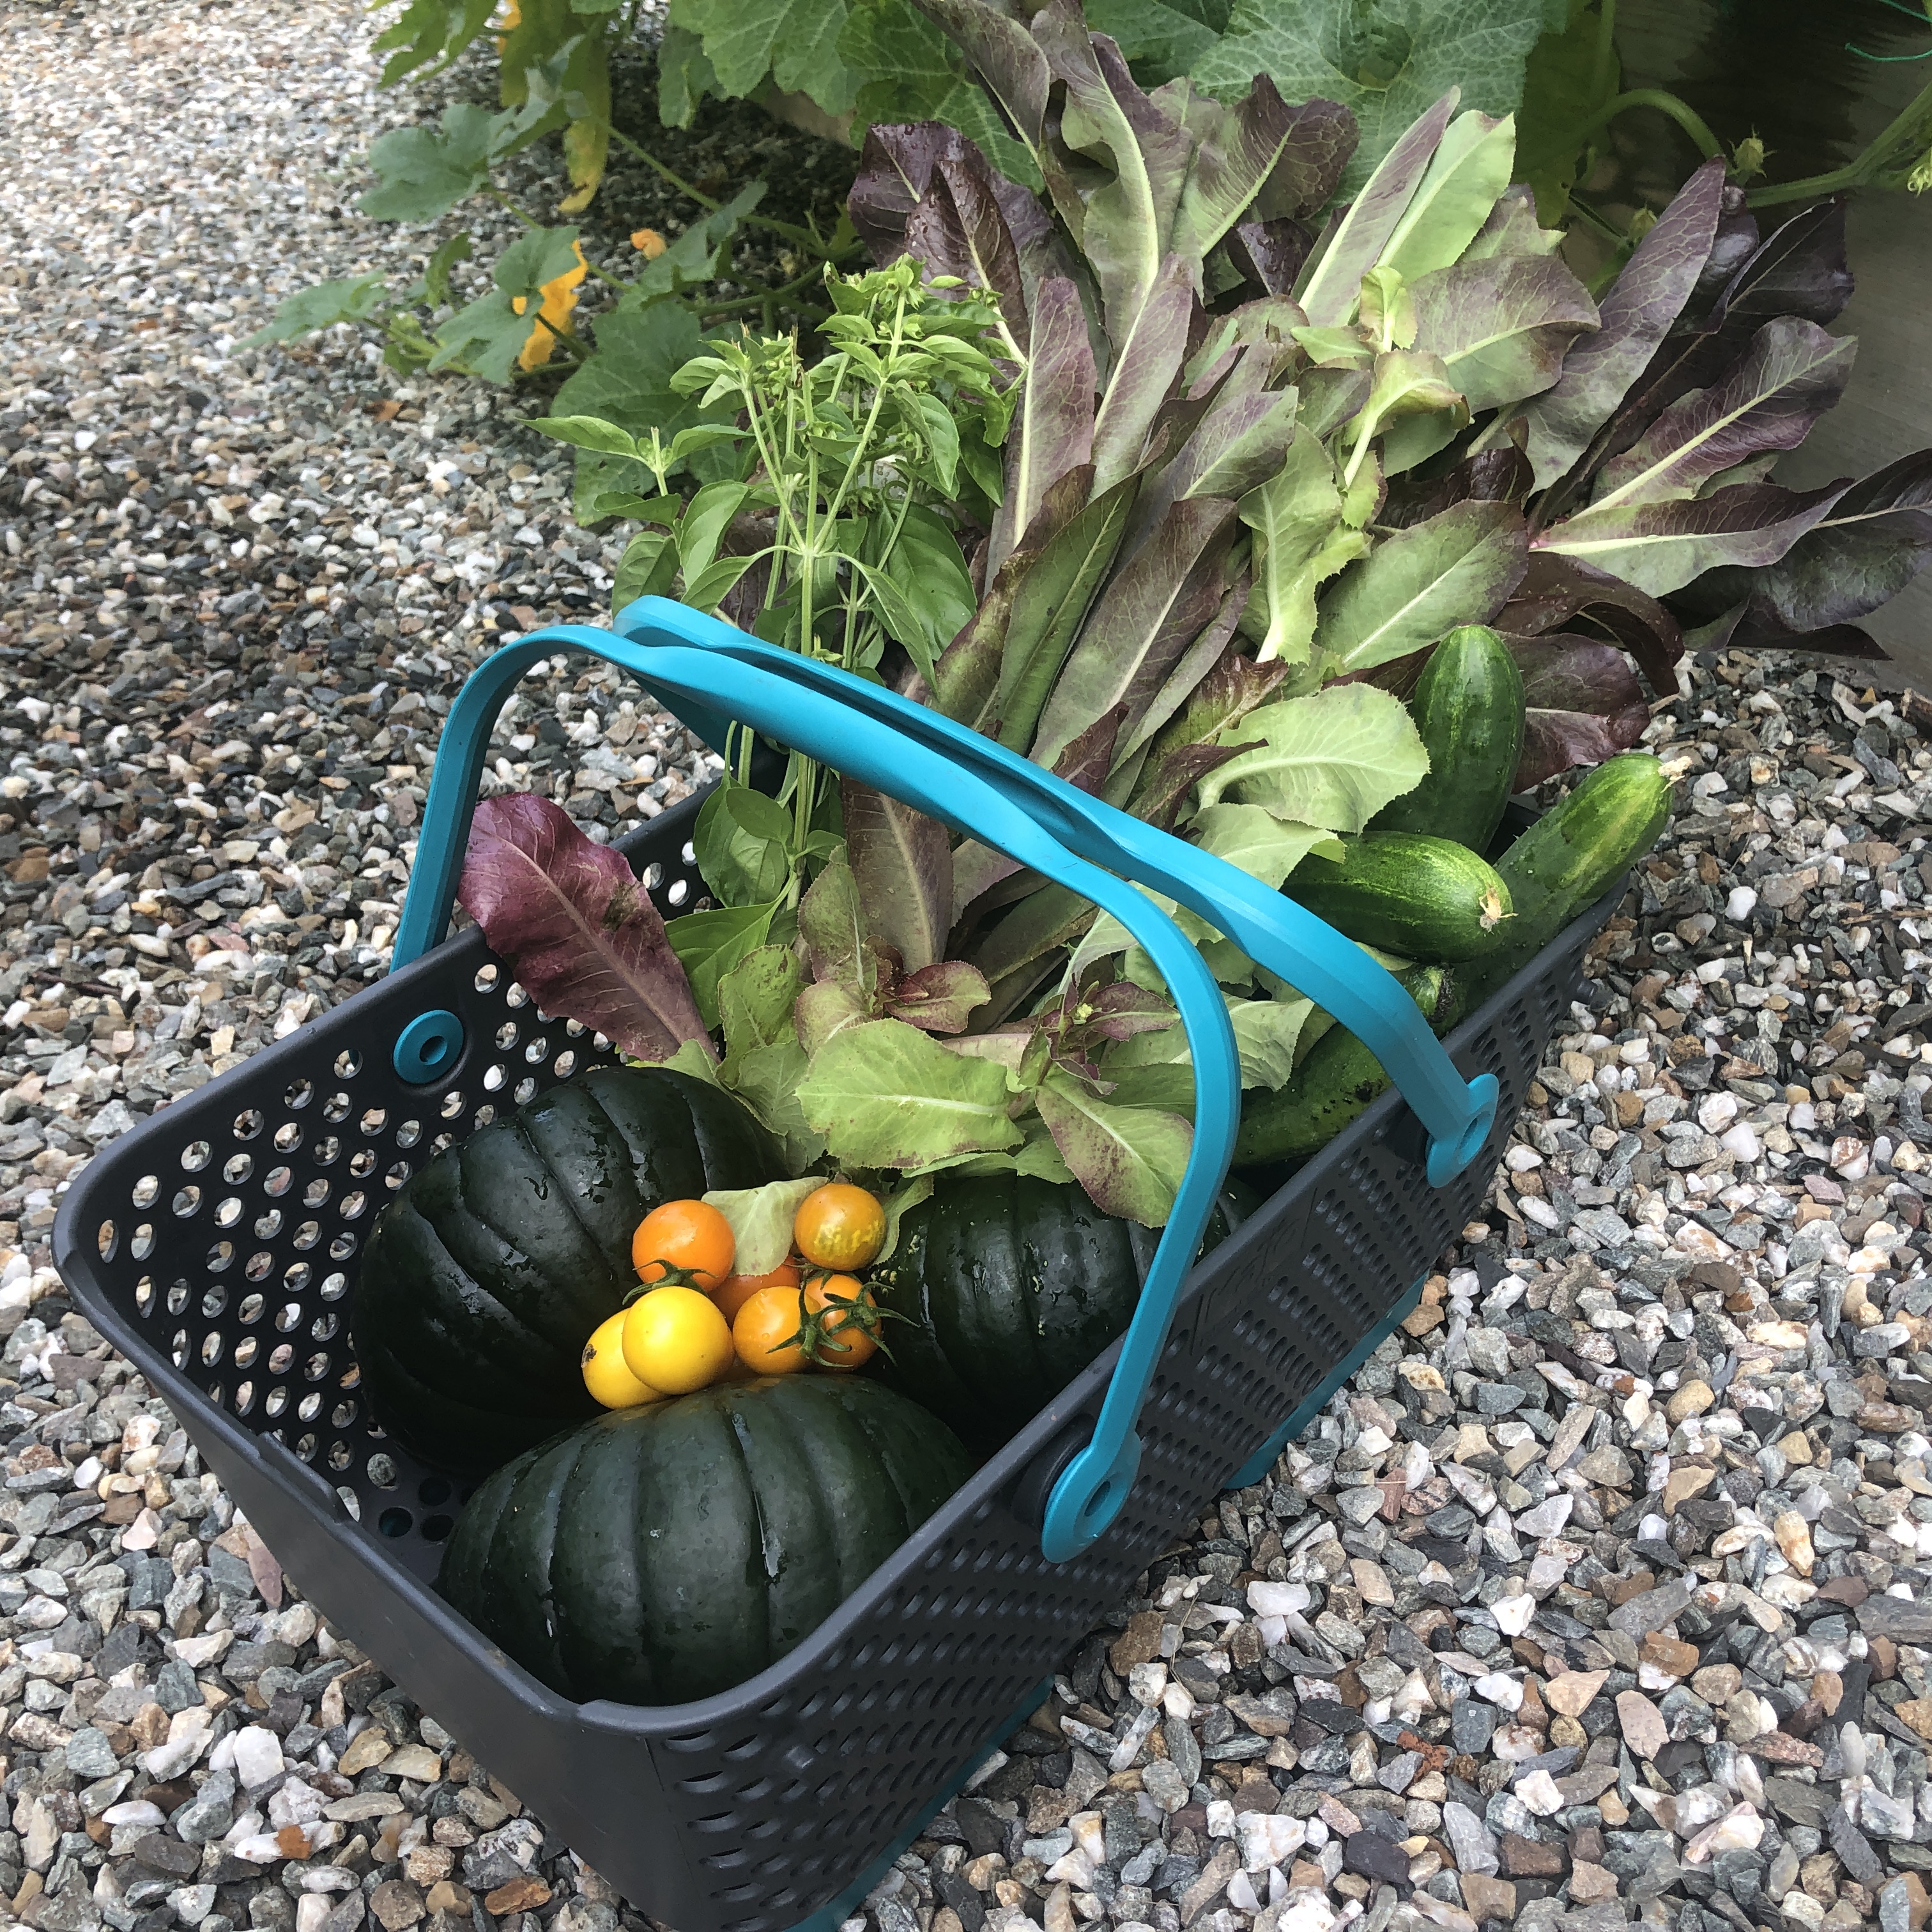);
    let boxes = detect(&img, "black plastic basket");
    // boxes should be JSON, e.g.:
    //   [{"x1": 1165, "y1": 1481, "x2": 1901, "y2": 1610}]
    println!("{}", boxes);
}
[{"x1": 55, "y1": 619, "x2": 1620, "y2": 1932}]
